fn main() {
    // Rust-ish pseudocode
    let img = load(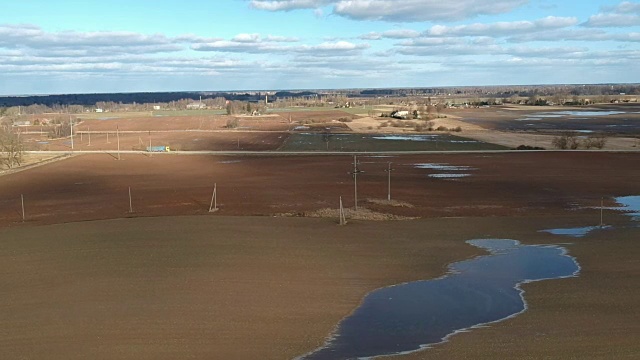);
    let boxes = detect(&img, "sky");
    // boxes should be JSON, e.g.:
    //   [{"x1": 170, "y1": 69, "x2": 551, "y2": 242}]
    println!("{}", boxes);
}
[{"x1": 0, "y1": 0, "x2": 639, "y2": 95}]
